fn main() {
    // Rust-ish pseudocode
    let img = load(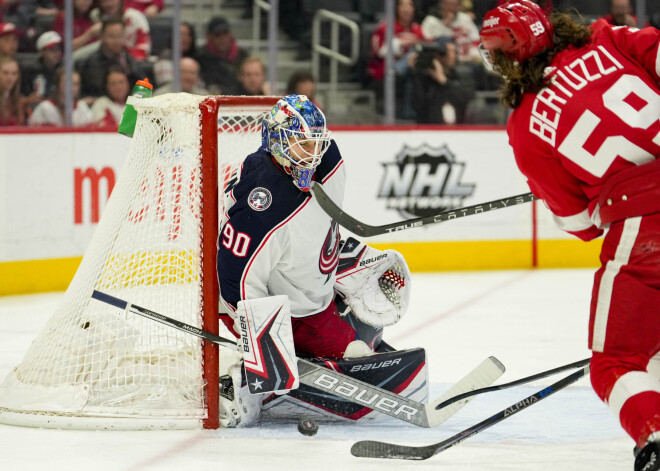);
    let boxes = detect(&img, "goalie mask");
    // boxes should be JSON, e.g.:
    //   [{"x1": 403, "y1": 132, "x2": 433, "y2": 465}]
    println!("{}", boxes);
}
[
  {"x1": 479, "y1": 0, "x2": 554, "y2": 70},
  {"x1": 261, "y1": 94, "x2": 331, "y2": 192}
]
